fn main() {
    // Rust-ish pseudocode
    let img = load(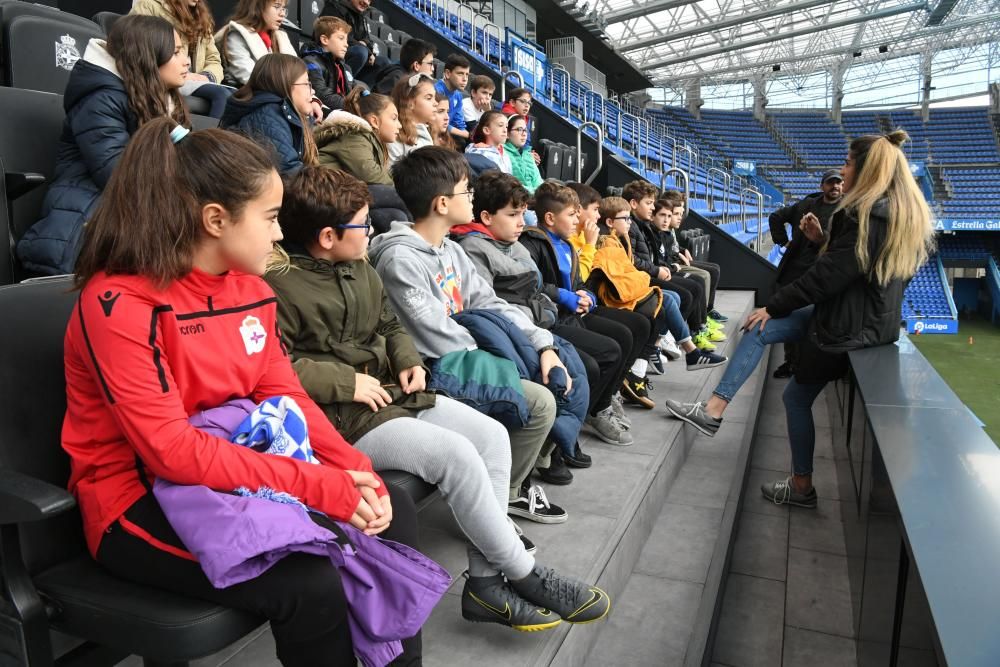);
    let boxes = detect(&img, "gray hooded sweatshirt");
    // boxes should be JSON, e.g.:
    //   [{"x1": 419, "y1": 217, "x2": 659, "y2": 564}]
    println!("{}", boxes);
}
[{"x1": 368, "y1": 221, "x2": 554, "y2": 360}]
